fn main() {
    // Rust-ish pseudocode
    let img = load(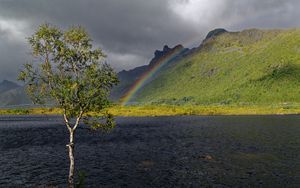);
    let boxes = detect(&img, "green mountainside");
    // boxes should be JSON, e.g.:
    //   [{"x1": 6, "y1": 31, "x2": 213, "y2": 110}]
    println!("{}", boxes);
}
[
  {"x1": 132, "y1": 28, "x2": 300, "y2": 105},
  {"x1": 2, "y1": 28, "x2": 300, "y2": 107}
]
